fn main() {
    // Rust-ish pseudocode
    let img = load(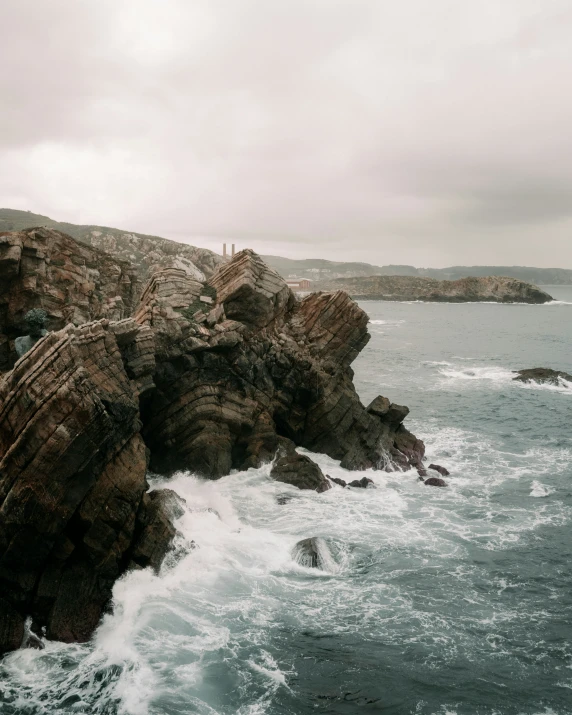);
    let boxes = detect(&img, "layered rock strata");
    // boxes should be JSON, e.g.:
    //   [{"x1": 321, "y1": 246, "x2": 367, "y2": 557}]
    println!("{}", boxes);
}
[
  {"x1": 0, "y1": 243, "x2": 426, "y2": 654},
  {"x1": 137, "y1": 249, "x2": 424, "y2": 478},
  {"x1": 0, "y1": 318, "x2": 178, "y2": 653},
  {"x1": 0, "y1": 228, "x2": 140, "y2": 371}
]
